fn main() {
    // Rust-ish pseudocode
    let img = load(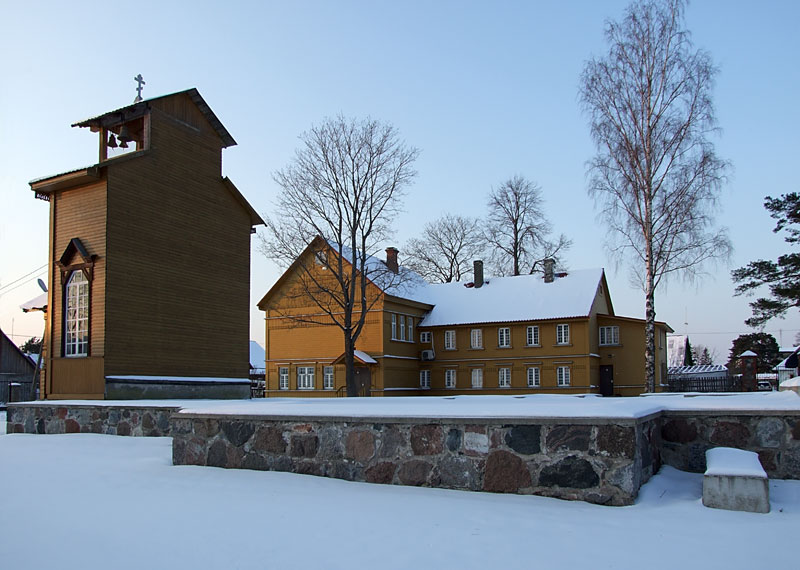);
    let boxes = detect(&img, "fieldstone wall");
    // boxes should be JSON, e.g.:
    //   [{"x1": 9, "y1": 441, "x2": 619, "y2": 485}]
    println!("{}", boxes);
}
[
  {"x1": 170, "y1": 414, "x2": 662, "y2": 505},
  {"x1": 6, "y1": 404, "x2": 178, "y2": 437},
  {"x1": 660, "y1": 411, "x2": 800, "y2": 479}
]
